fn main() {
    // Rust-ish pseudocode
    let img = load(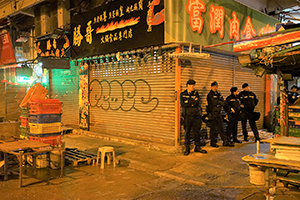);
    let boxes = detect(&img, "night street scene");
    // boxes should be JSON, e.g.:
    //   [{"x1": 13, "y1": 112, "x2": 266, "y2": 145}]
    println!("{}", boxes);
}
[{"x1": 1, "y1": 0, "x2": 300, "y2": 200}]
